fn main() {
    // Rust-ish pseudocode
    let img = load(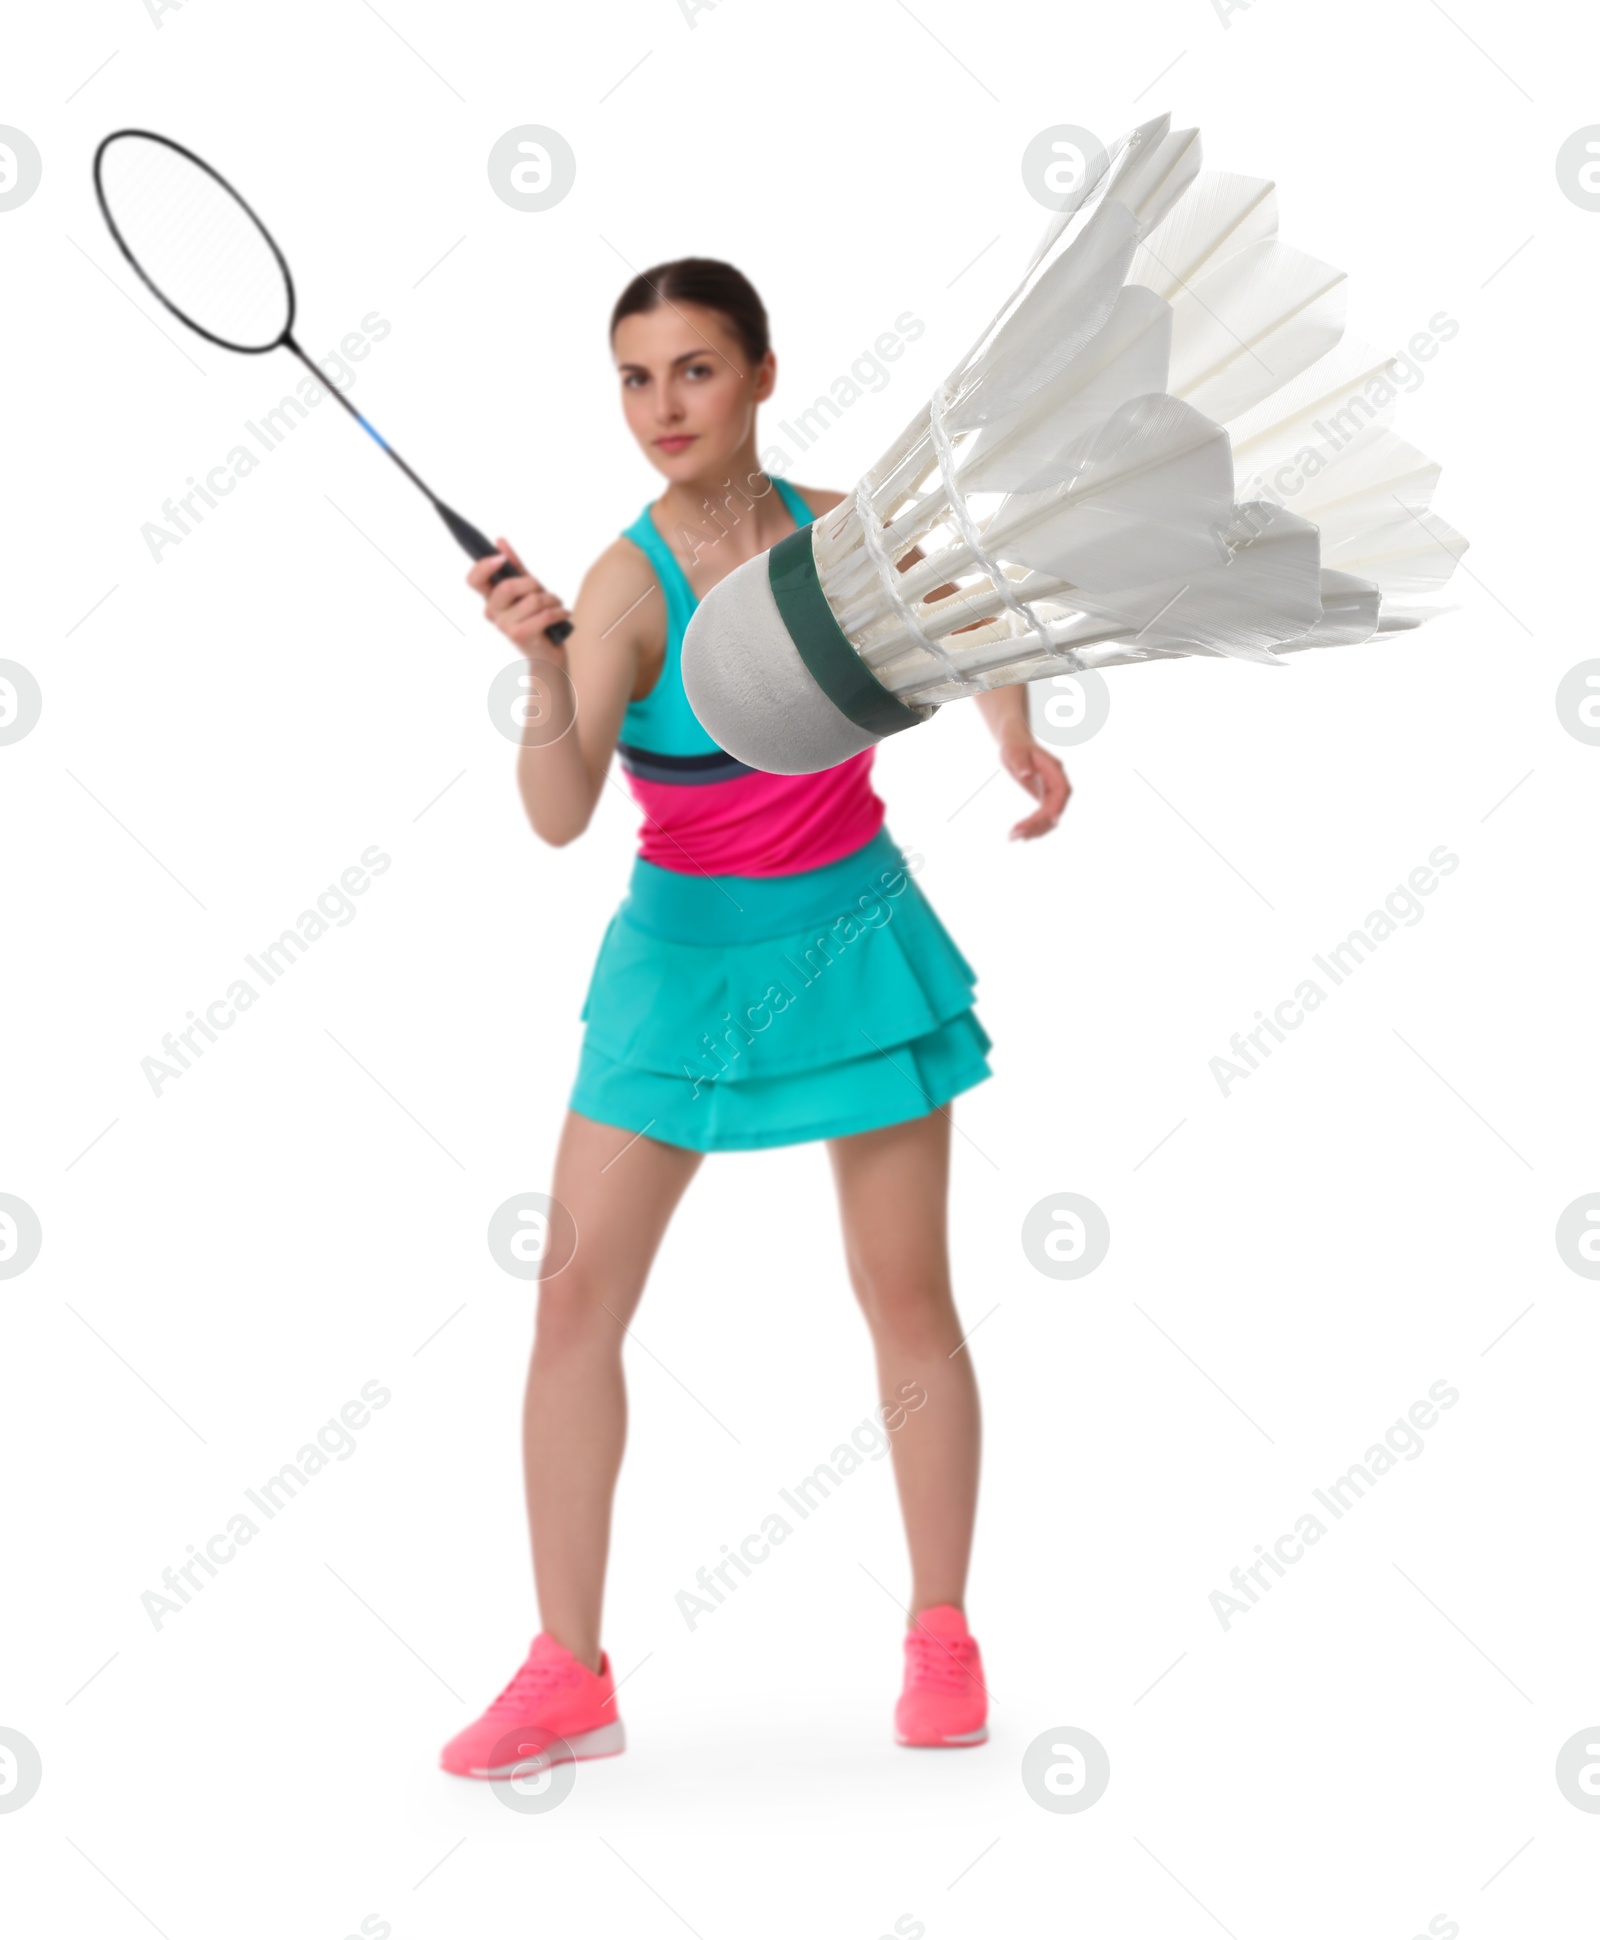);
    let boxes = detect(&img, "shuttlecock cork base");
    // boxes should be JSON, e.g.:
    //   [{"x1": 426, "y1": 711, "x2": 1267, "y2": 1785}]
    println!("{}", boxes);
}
[{"x1": 682, "y1": 525, "x2": 933, "y2": 775}]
